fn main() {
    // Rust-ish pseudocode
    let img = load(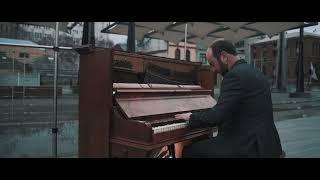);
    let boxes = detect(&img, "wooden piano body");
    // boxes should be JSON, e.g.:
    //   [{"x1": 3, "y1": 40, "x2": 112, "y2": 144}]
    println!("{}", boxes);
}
[{"x1": 77, "y1": 47, "x2": 217, "y2": 158}]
